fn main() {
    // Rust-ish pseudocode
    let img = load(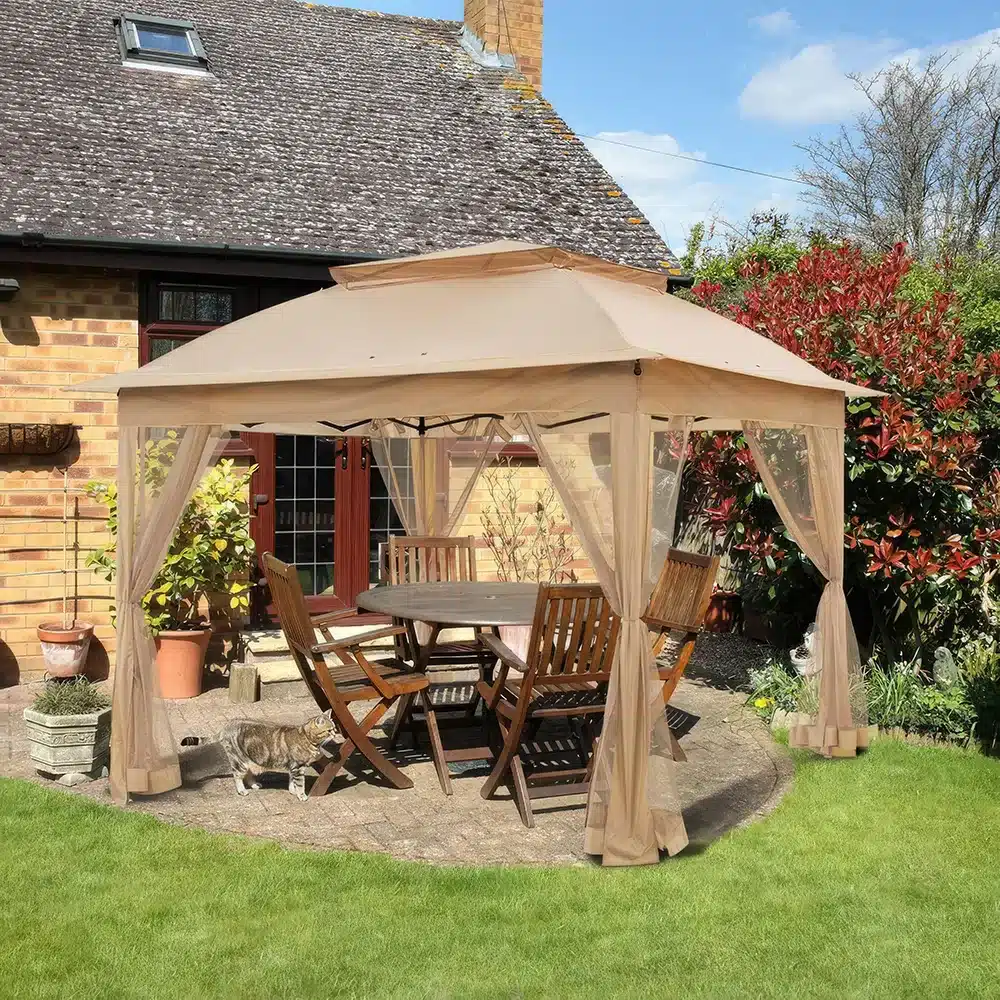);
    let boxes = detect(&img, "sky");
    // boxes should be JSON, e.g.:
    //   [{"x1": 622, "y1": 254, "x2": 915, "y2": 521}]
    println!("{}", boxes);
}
[{"x1": 323, "y1": 1, "x2": 1000, "y2": 254}]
